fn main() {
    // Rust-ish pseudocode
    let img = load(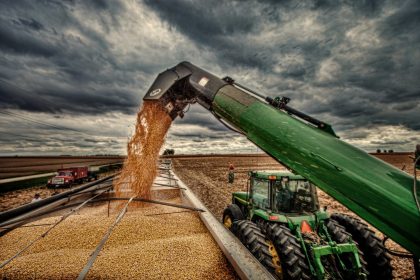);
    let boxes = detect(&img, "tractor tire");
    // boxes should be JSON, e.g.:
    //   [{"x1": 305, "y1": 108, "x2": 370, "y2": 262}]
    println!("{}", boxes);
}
[
  {"x1": 331, "y1": 213, "x2": 393, "y2": 280},
  {"x1": 266, "y1": 224, "x2": 311, "y2": 280},
  {"x1": 236, "y1": 220, "x2": 283, "y2": 279},
  {"x1": 326, "y1": 219, "x2": 368, "y2": 279},
  {"x1": 222, "y1": 204, "x2": 244, "y2": 233}
]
